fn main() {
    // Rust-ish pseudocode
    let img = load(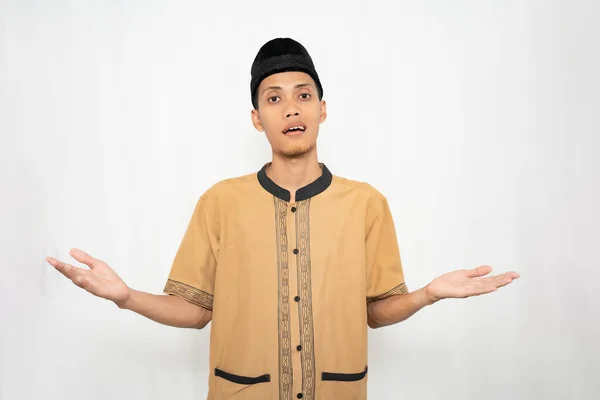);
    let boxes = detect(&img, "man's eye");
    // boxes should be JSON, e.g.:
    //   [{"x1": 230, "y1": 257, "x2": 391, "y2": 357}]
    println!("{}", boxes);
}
[
  {"x1": 299, "y1": 93, "x2": 311, "y2": 100},
  {"x1": 268, "y1": 96, "x2": 280, "y2": 103}
]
